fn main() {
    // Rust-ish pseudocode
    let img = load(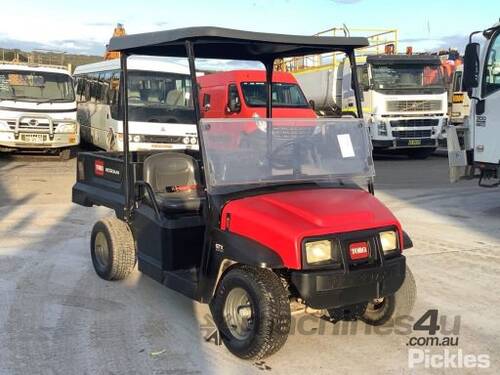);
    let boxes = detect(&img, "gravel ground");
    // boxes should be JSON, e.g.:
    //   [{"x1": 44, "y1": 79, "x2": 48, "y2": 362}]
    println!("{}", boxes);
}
[{"x1": 0, "y1": 153, "x2": 498, "y2": 374}]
